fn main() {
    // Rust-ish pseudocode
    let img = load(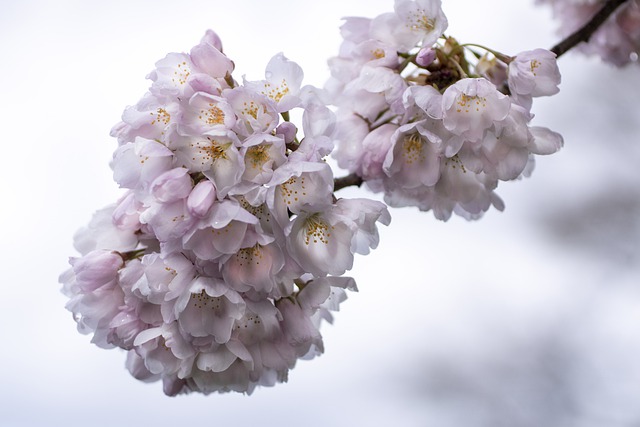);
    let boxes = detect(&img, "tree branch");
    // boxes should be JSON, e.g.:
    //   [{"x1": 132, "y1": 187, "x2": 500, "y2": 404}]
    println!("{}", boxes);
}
[
  {"x1": 332, "y1": 3, "x2": 631, "y2": 194},
  {"x1": 551, "y1": 0, "x2": 630, "y2": 58},
  {"x1": 334, "y1": 173, "x2": 364, "y2": 192}
]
